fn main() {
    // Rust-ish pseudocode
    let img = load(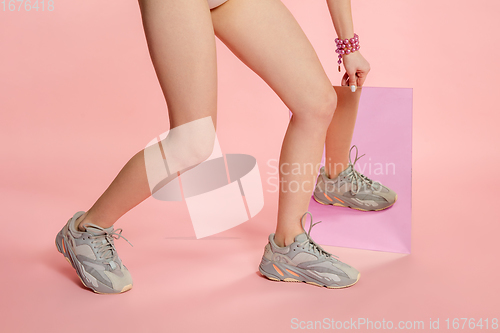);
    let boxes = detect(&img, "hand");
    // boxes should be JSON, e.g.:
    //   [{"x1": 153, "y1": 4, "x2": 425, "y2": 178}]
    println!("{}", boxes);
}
[{"x1": 340, "y1": 51, "x2": 370, "y2": 91}]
